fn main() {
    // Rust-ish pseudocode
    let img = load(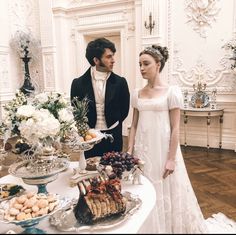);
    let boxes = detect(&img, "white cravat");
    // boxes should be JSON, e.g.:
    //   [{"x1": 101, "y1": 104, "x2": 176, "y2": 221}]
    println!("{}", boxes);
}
[
  {"x1": 91, "y1": 66, "x2": 110, "y2": 100},
  {"x1": 91, "y1": 67, "x2": 110, "y2": 130}
]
